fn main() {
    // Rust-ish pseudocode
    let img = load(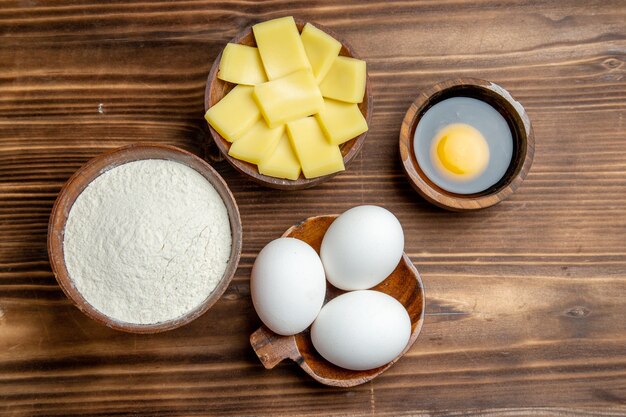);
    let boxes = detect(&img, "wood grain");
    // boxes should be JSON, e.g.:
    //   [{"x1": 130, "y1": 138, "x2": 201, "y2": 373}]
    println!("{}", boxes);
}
[{"x1": 1, "y1": 0, "x2": 626, "y2": 416}]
